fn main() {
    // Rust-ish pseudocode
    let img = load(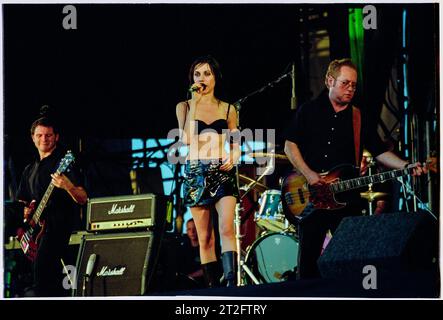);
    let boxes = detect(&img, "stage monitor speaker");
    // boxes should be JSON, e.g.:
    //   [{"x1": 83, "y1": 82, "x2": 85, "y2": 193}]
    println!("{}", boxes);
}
[
  {"x1": 74, "y1": 231, "x2": 159, "y2": 296},
  {"x1": 317, "y1": 212, "x2": 438, "y2": 280}
]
